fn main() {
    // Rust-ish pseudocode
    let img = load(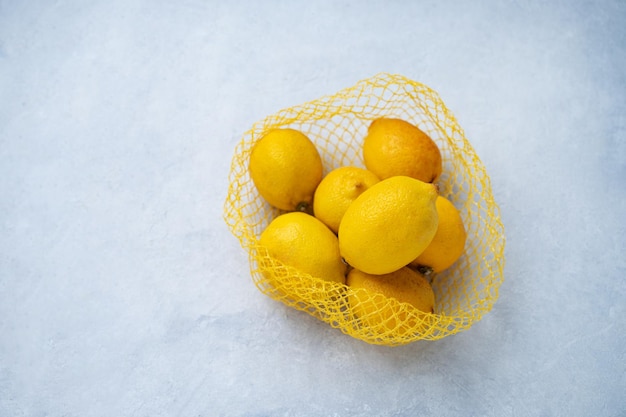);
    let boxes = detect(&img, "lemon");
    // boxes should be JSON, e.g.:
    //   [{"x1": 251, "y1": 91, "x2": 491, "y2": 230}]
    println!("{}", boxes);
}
[
  {"x1": 338, "y1": 176, "x2": 439, "y2": 275},
  {"x1": 363, "y1": 117, "x2": 442, "y2": 183},
  {"x1": 313, "y1": 166, "x2": 380, "y2": 233},
  {"x1": 411, "y1": 196, "x2": 467, "y2": 273},
  {"x1": 259, "y1": 212, "x2": 346, "y2": 286},
  {"x1": 347, "y1": 267, "x2": 435, "y2": 334},
  {"x1": 249, "y1": 128, "x2": 323, "y2": 212}
]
